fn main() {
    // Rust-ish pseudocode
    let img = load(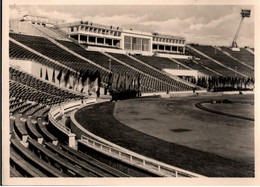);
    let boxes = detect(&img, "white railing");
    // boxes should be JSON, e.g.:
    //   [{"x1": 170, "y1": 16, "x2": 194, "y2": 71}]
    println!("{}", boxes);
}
[
  {"x1": 49, "y1": 98, "x2": 97, "y2": 135},
  {"x1": 79, "y1": 135, "x2": 205, "y2": 178},
  {"x1": 48, "y1": 106, "x2": 71, "y2": 134}
]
